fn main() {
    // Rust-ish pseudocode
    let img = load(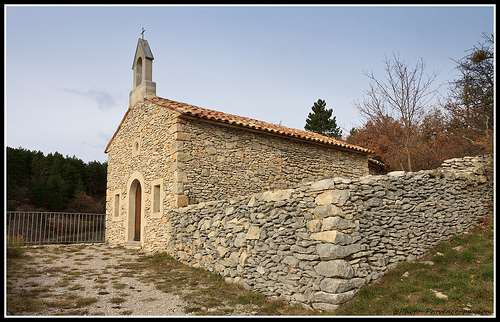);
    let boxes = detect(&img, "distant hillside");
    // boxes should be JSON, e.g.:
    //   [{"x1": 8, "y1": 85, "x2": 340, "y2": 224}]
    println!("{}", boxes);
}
[{"x1": 6, "y1": 147, "x2": 107, "y2": 213}]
